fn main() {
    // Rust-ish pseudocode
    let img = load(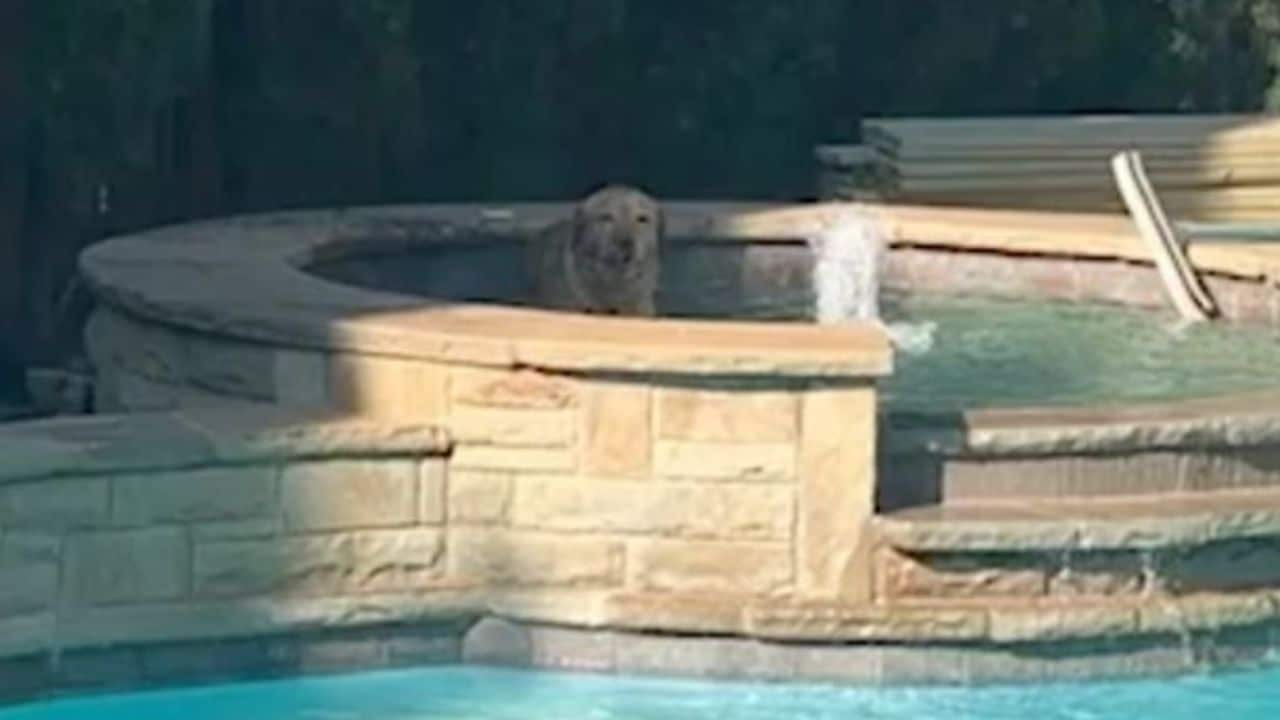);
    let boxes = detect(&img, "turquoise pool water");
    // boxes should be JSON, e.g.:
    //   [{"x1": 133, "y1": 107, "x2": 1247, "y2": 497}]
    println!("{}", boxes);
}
[
  {"x1": 735, "y1": 291, "x2": 1280, "y2": 412},
  {"x1": 6, "y1": 664, "x2": 1280, "y2": 720}
]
